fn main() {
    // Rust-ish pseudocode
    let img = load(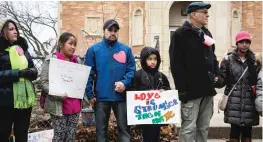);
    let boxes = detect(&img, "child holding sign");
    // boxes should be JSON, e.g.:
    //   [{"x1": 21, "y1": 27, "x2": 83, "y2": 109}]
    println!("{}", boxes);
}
[
  {"x1": 40, "y1": 32, "x2": 83, "y2": 142},
  {"x1": 132, "y1": 47, "x2": 171, "y2": 142}
]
